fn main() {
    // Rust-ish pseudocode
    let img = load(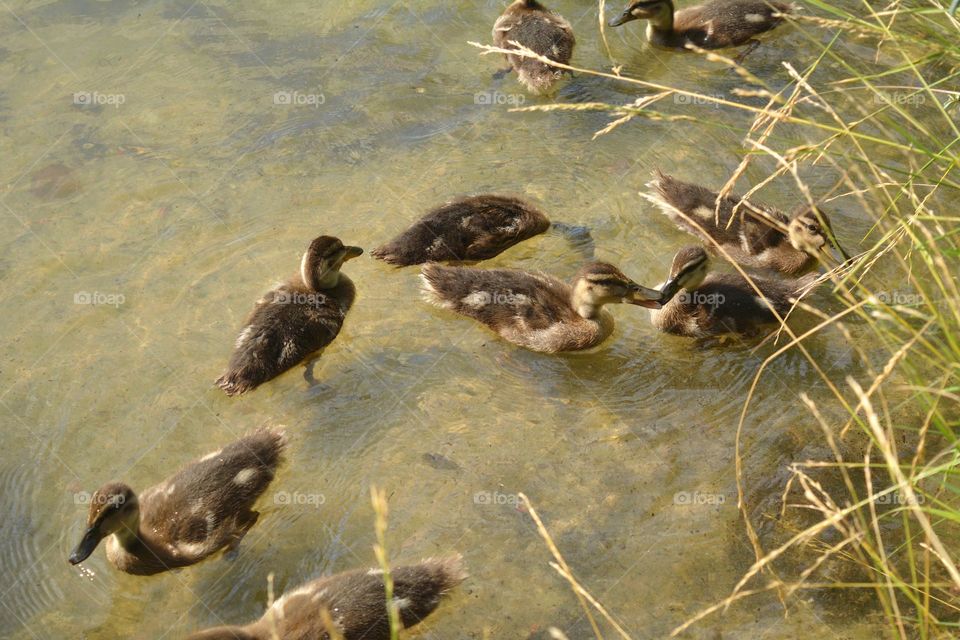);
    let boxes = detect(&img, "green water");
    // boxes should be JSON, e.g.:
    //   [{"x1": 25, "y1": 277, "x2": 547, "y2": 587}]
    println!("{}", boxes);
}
[{"x1": 0, "y1": 0, "x2": 932, "y2": 638}]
